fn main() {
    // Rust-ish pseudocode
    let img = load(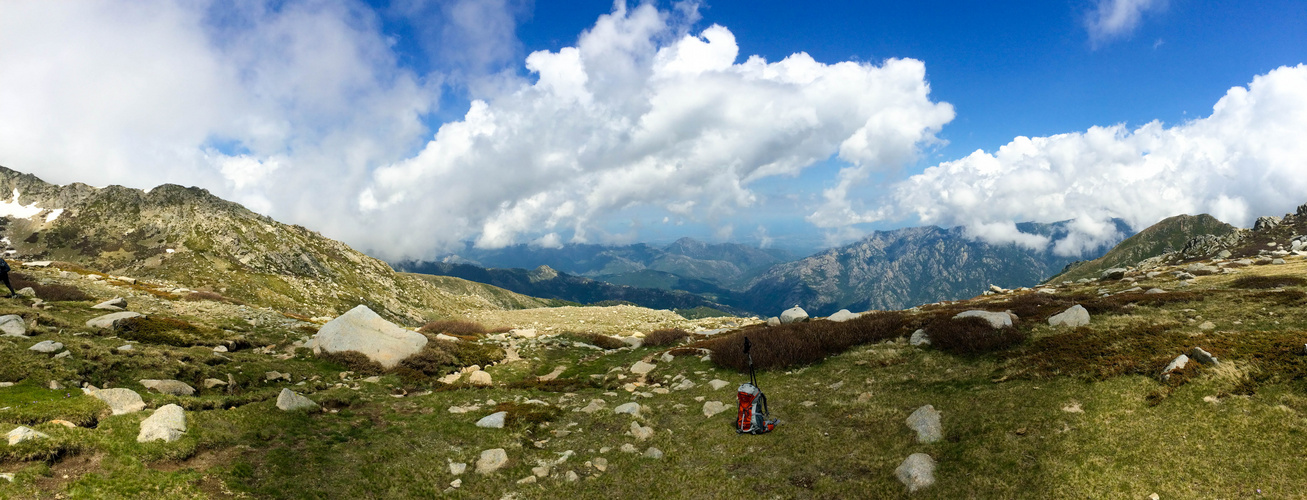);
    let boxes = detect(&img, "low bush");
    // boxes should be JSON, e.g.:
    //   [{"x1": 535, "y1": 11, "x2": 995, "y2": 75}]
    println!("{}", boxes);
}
[
  {"x1": 444, "y1": 340, "x2": 506, "y2": 367},
  {"x1": 114, "y1": 316, "x2": 203, "y2": 347},
  {"x1": 418, "y1": 320, "x2": 487, "y2": 336},
  {"x1": 575, "y1": 333, "x2": 628, "y2": 350},
  {"x1": 698, "y1": 311, "x2": 906, "y2": 372},
  {"x1": 8, "y1": 273, "x2": 92, "y2": 302},
  {"x1": 1230, "y1": 275, "x2": 1307, "y2": 289},
  {"x1": 396, "y1": 346, "x2": 458, "y2": 377},
  {"x1": 183, "y1": 290, "x2": 247, "y2": 306},
  {"x1": 1001, "y1": 320, "x2": 1199, "y2": 381},
  {"x1": 493, "y1": 401, "x2": 561, "y2": 427},
  {"x1": 317, "y1": 350, "x2": 385, "y2": 376},
  {"x1": 643, "y1": 328, "x2": 690, "y2": 347},
  {"x1": 926, "y1": 316, "x2": 1027, "y2": 356},
  {"x1": 674, "y1": 306, "x2": 732, "y2": 319}
]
